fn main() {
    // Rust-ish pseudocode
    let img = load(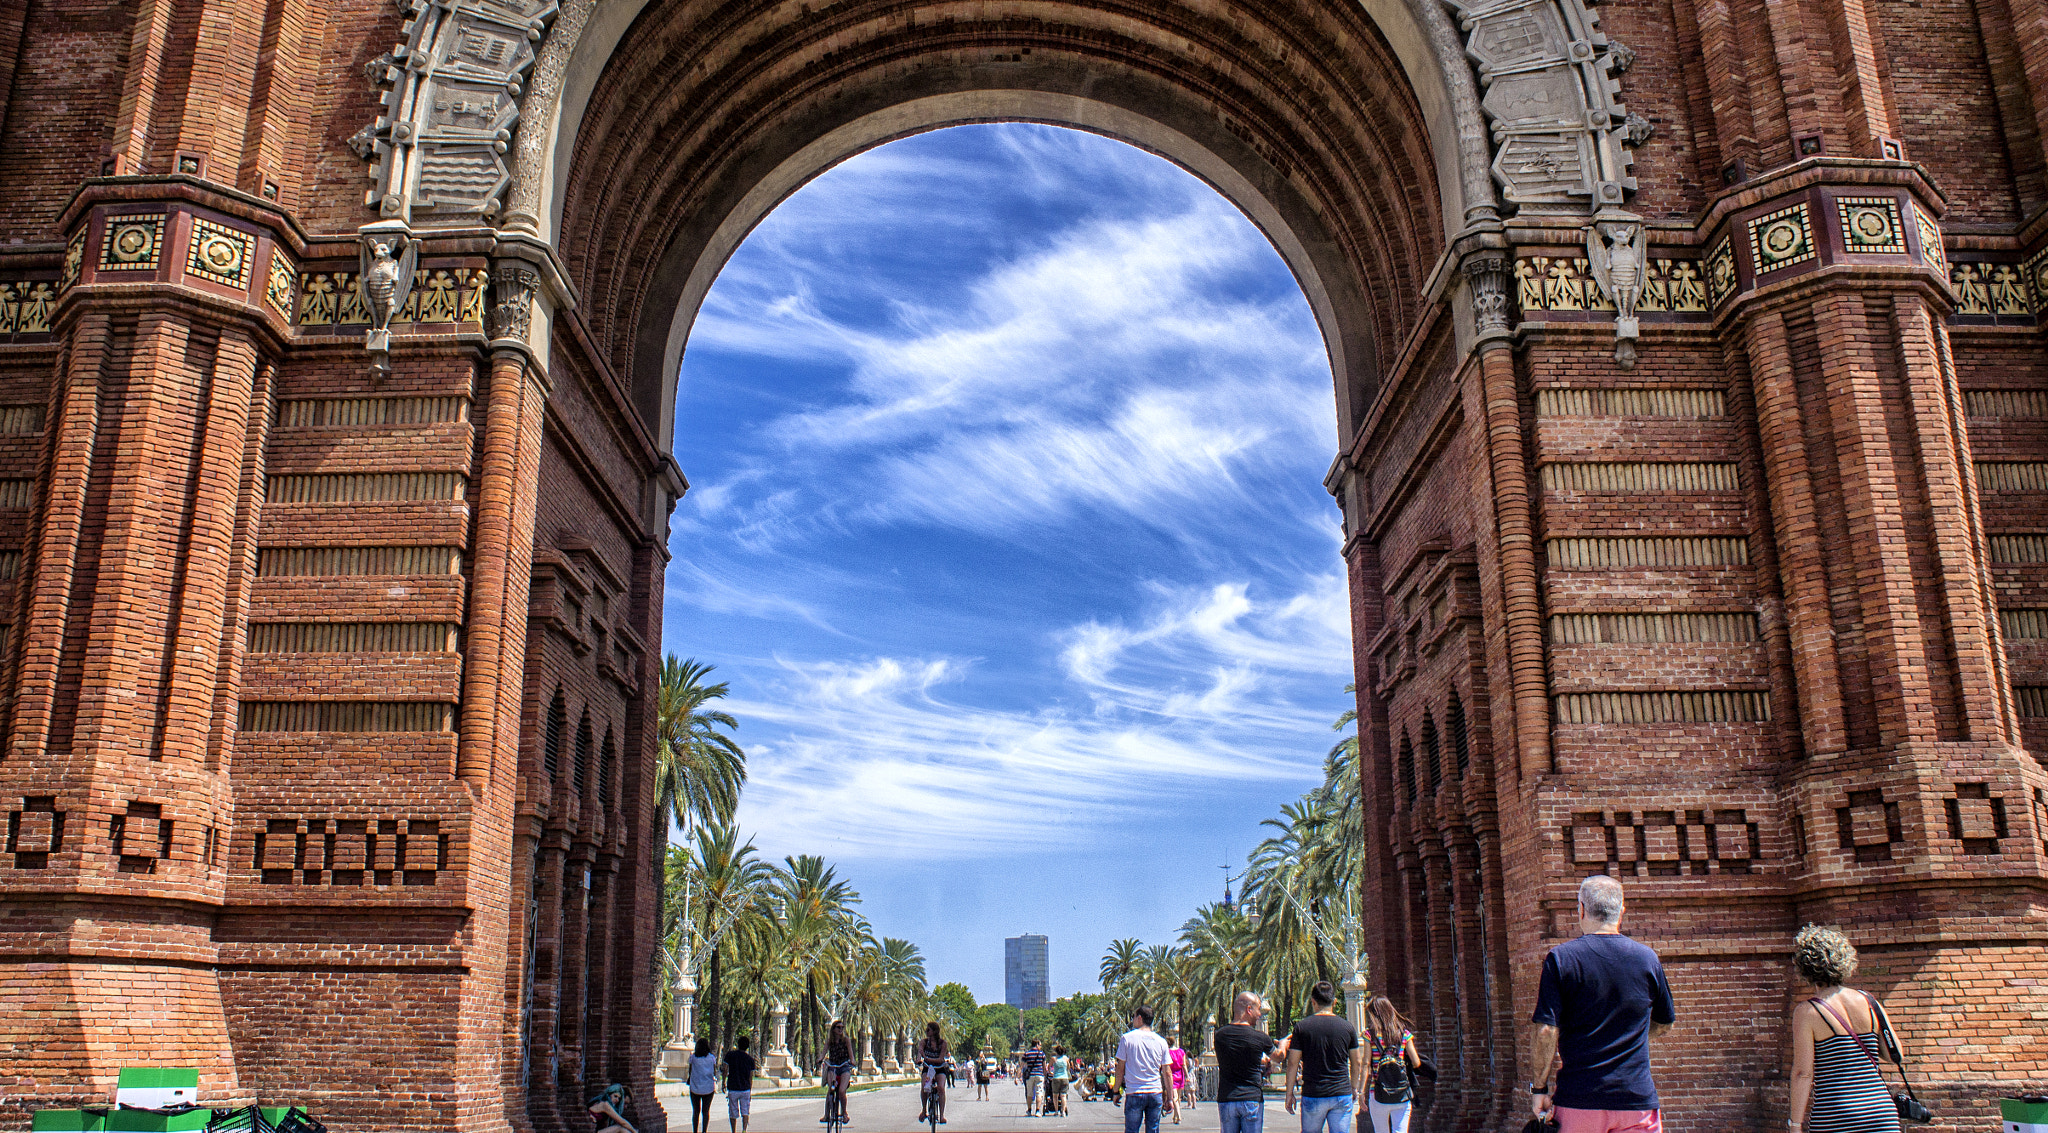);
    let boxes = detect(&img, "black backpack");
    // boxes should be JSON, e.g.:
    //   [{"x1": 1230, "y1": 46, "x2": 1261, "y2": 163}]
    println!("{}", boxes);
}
[{"x1": 1370, "y1": 1034, "x2": 1412, "y2": 1104}]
